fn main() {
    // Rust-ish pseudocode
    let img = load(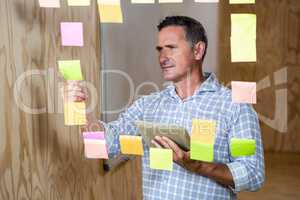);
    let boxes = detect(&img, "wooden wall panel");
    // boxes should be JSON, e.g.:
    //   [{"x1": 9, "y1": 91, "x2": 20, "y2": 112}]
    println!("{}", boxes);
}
[
  {"x1": 218, "y1": 0, "x2": 300, "y2": 152},
  {"x1": 0, "y1": 0, "x2": 142, "y2": 199}
]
